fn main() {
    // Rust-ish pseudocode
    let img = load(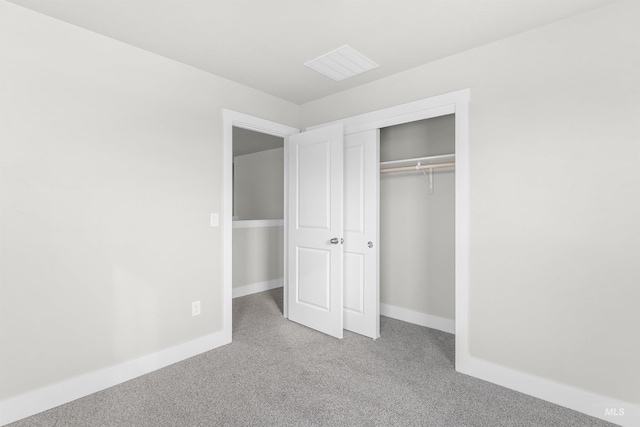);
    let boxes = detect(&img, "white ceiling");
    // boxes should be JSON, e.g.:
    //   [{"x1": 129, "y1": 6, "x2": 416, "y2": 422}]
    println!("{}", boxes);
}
[{"x1": 8, "y1": 0, "x2": 617, "y2": 104}]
